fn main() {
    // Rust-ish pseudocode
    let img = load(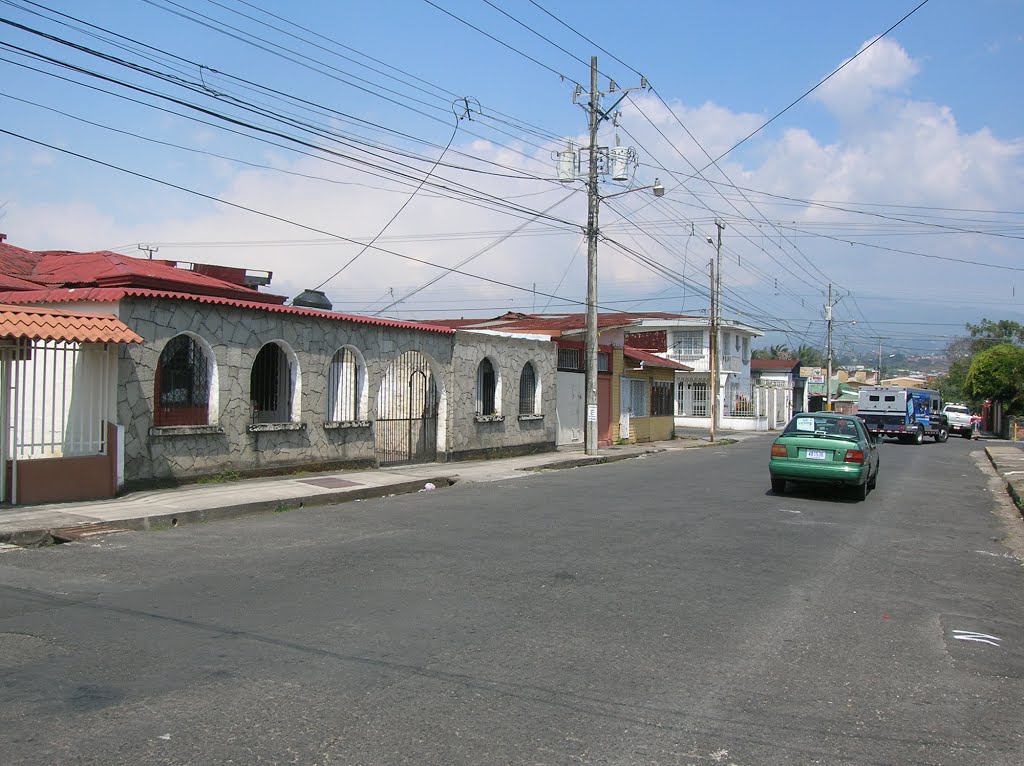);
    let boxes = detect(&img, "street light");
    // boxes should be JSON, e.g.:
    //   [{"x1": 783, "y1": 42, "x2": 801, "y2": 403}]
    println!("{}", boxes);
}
[{"x1": 583, "y1": 177, "x2": 666, "y2": 455}]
